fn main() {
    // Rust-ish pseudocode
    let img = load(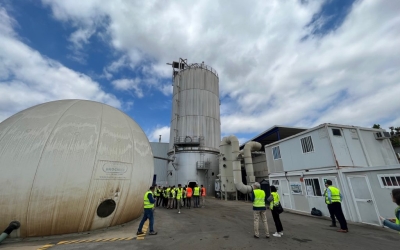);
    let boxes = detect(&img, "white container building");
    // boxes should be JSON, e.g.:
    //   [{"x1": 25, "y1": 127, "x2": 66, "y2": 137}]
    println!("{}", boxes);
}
[{"x1": 265, "y1": 123, "x2": 399, "y2": 226}]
